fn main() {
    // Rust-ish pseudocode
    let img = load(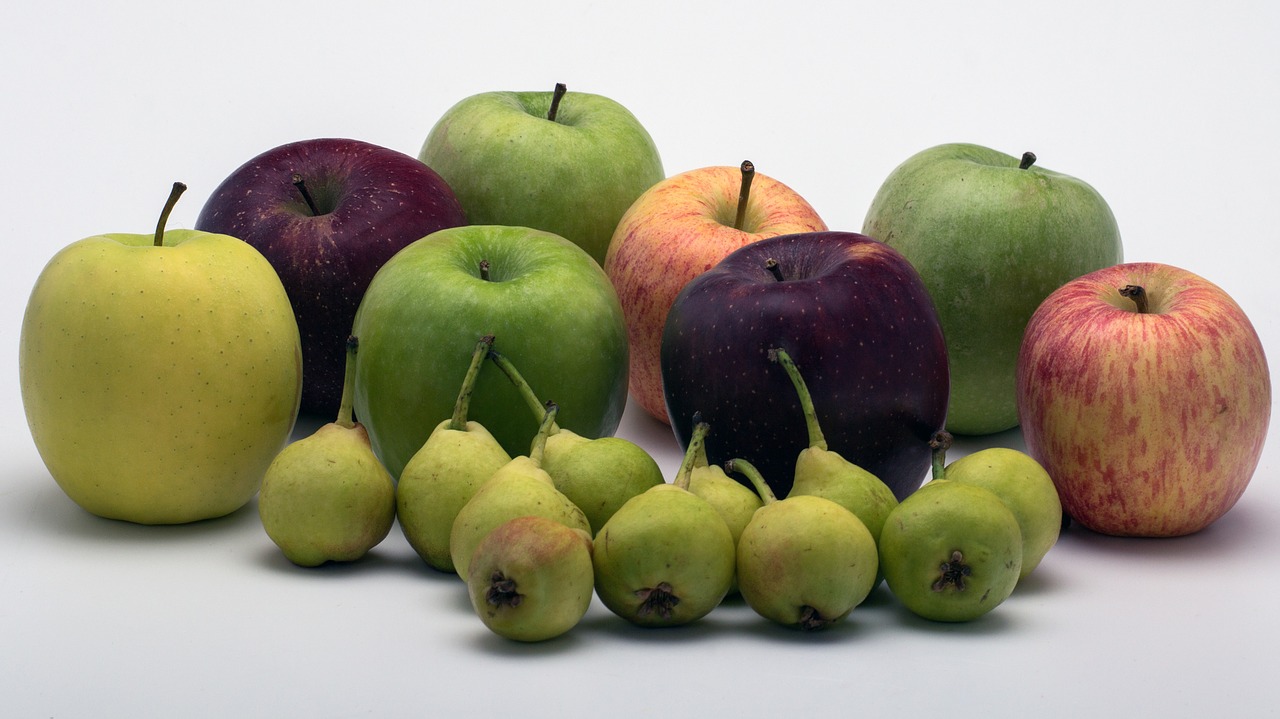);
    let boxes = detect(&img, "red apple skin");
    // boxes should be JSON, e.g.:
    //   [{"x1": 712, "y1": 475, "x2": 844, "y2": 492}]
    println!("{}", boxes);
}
[
  {"x1": 1017, "y1": 262, "x2": 1271, "y2": 537},
  {"x1": 604, "y1": 165, "x2": 826, "y2": 425},
  {"x1": 197, "y1": 138, "x2": 466, "y2": 416}
]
